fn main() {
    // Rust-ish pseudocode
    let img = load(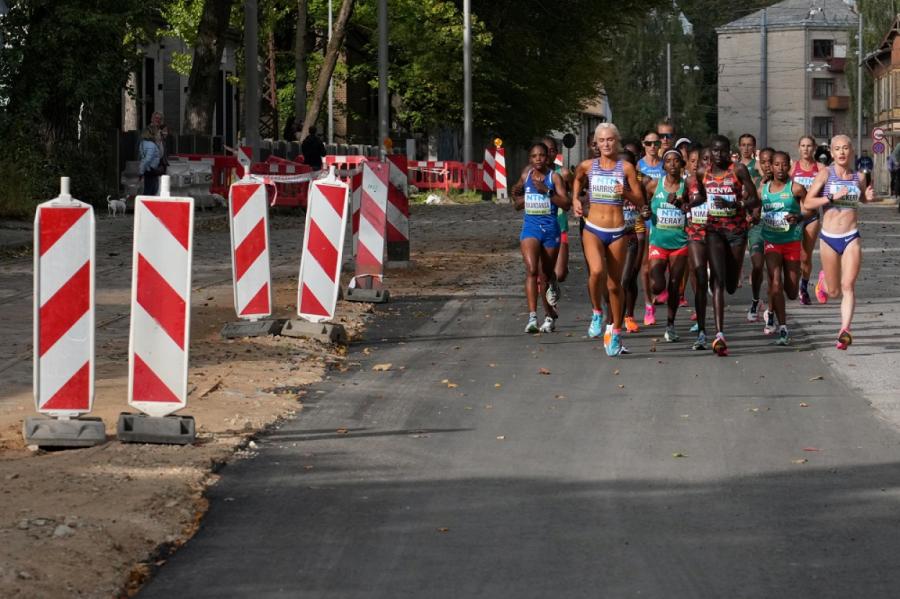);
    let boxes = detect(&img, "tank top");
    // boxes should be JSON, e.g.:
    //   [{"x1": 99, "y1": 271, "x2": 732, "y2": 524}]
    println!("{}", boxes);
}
[
  {"x1": 523, "y1": 169, "x2": 558, "y2": 224},
  {"x1": 588, "y1": 159, "x2": 626, "y2": 206},
  {"x1": 649, "y1": 178, "x2": 688, "y2": 249},
  {"x1": 760, "y1": 179, "x2": 802, "y2": 244},
  {"x1": 637, "y1": 157, "x2": 663, "y2": 181},
  {"x1": 824, "y1": 166, "x2": 861, "y2": 211},
  {"x1": 703, "y1": 164, "x2": 745, "y2": 229},
  {"x1": 686, "y1": 176, "x2": 708, "y2": 229},
  {"x1": 791, "y1": 160, "x2": 819, "y2": 190}
]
